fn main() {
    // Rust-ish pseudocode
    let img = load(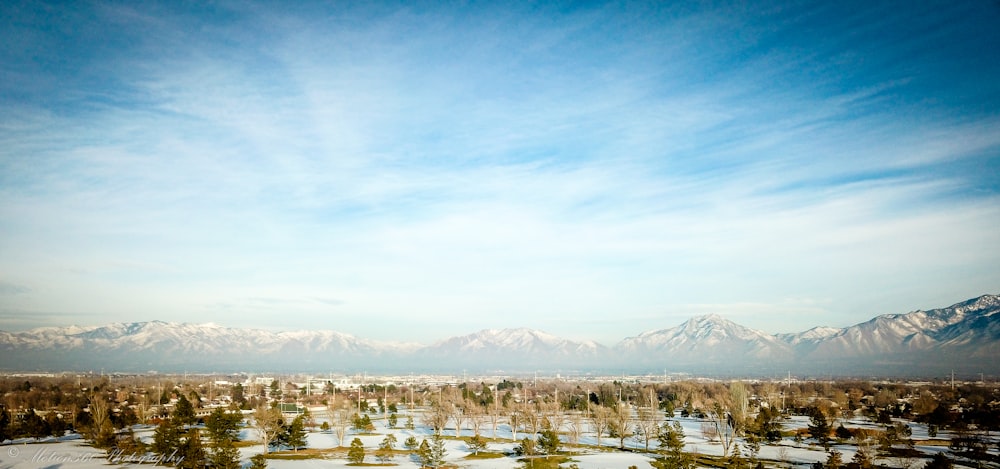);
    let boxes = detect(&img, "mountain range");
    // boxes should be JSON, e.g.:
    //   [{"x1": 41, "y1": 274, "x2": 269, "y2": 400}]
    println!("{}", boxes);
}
[{"x1": 2, "y1": 294, "x2": 998, "y2": 376}]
